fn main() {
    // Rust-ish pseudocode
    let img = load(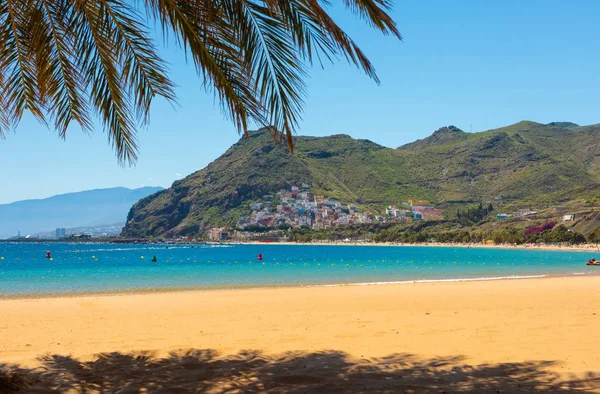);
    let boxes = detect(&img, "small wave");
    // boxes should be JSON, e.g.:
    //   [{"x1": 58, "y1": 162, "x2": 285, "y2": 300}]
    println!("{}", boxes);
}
[
  {"x1": 76, "y1": 244, "x2": 235, "y2": 253},
  {"x1": 319, "y1": 275, "x2": 547, "y2": 287},
  {"x1": 65, "y1": 246, "x2": 211, "y2": 253}
]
